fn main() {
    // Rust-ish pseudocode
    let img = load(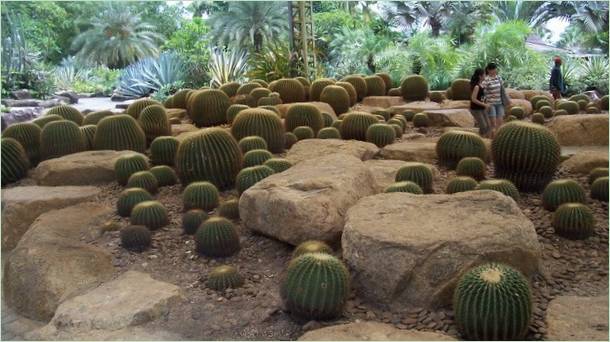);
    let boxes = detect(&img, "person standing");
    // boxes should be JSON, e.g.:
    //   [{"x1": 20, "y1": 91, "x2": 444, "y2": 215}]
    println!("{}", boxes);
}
[
  {"x1": 481, "y1": 63, "x2": 511, "y2": 137},
  {"x1": 470, "y1": 68, "x2": 491, "y2": 137},
  {"x1": 549, "y1": 56, "x2": 565, "y2": 100}
]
